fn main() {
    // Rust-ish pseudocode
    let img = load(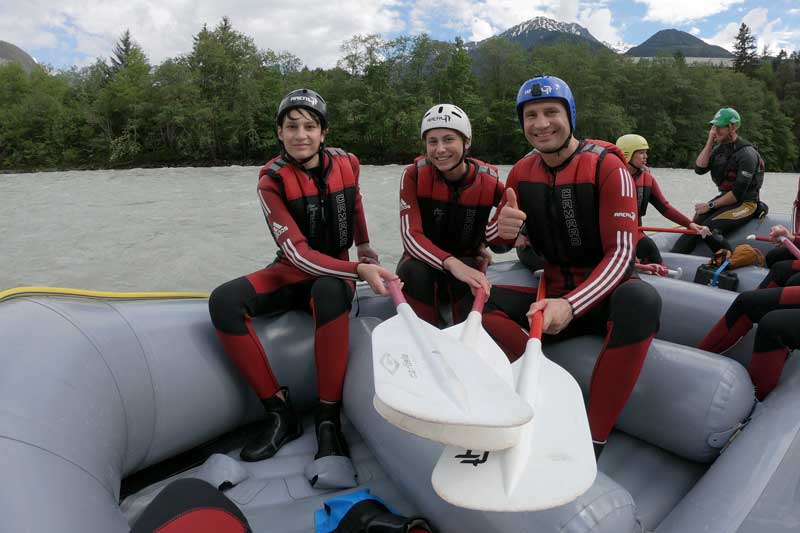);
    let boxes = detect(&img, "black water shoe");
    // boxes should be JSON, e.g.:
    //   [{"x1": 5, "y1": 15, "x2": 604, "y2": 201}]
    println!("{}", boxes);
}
[{"x1": 240, "y1": 387, "x2": 302, "y2": 462}]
